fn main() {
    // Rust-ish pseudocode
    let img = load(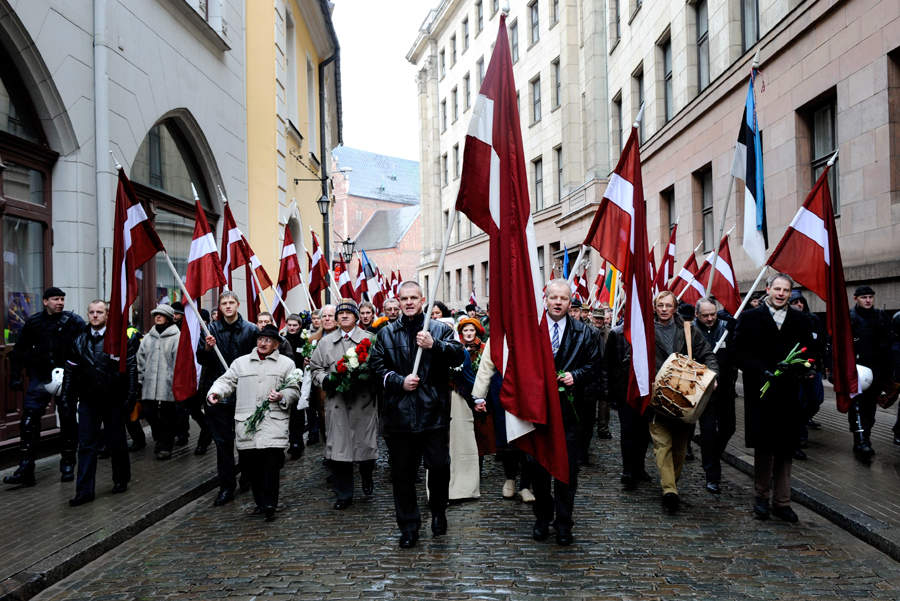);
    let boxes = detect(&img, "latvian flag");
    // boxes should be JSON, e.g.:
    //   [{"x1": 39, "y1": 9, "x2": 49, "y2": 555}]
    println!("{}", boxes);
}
[
  {"x1": 731, "y1": 65, "x2": 768, "y2": 266},
  {"x1": 105, "y1": 168, "x2": 165, "y2": 370},
  {"x1": 353, "y1": 257, "x2": 367, "y2": 300},
  {"x1": 653, "y1": 224, "x2": 677, "y2": 292},
  {"x1": 172, "y1": 203, "x2": 227, "y2": 401},
  {"x1": 273, "y1": 226, "x2": 303, "y2": 325},
  {"x1": 336, "y1": 255, "x2": 356, "y2": 301},
  {"x1": 583, "y1": 117, "x2": 655, "y2": 413},
  {"x1": 220, "y1": 203, "x2": 249, "y2": 289},
  {"x1": 671, "y1": 252, "x2": 705, "y2": 305},
  {"x1": 694, "y1": 235, "x2": 741, "y2": 316},
  {"x1": 767, "y1": 161, "x2": 858, "y2": 412}
]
